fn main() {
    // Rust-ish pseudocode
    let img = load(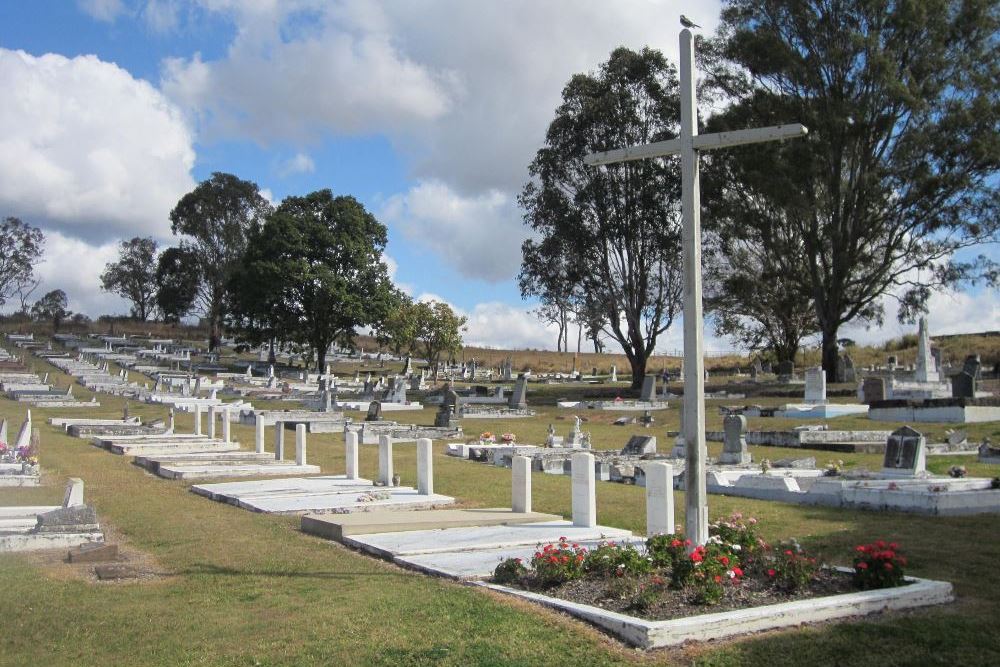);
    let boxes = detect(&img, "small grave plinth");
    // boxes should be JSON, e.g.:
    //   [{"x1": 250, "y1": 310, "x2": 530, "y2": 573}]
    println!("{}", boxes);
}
[
  {"x1": 69, "y1": 542, "x2": 119, "y2": 563},
  {"x1": 481, "y1": 570, "x2": 953, "y2": 650}
]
